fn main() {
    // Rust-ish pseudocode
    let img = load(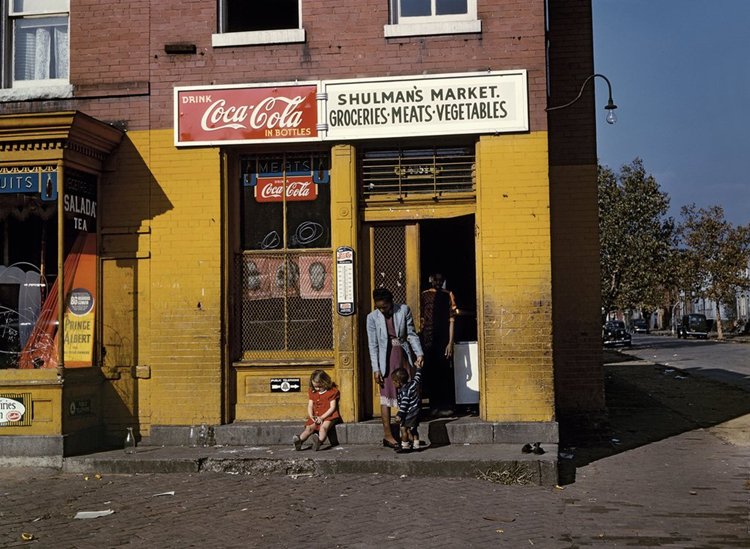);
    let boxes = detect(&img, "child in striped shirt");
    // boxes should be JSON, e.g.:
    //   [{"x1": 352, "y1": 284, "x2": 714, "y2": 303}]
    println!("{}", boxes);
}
[{"x1": 391, "y1": 363, "x2": 423, "y2": 453}]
